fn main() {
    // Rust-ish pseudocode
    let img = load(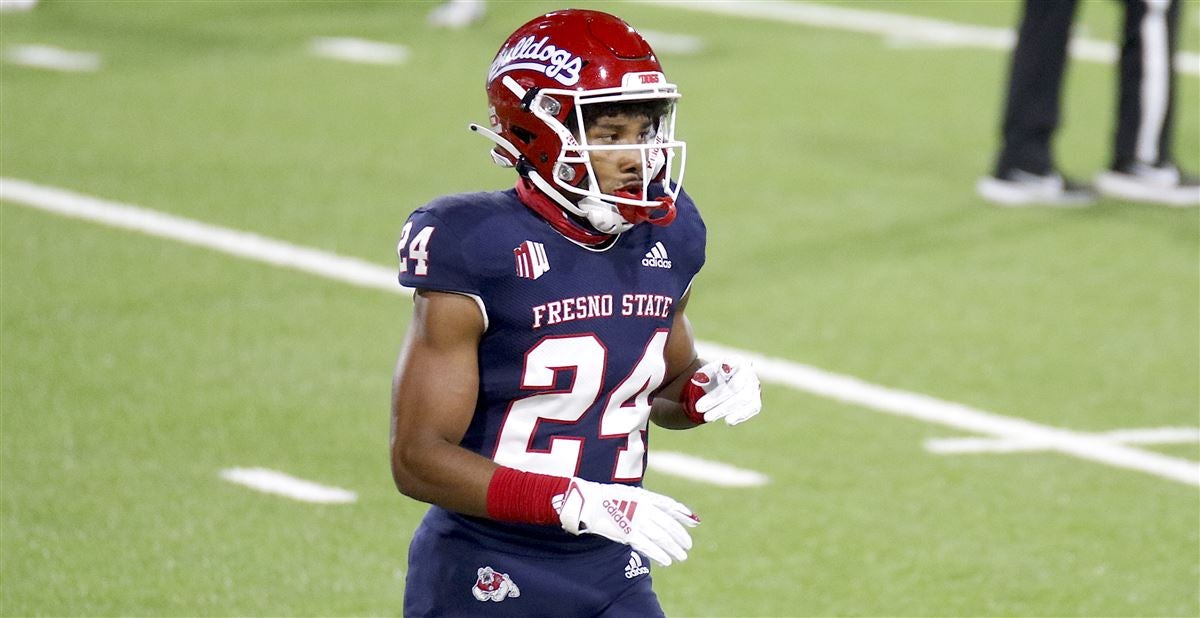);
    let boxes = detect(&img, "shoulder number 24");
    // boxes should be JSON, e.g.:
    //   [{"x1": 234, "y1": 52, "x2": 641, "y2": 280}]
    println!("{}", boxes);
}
[{"x1": 396, "y1": 222, "x2": 434, "y2": 276}]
